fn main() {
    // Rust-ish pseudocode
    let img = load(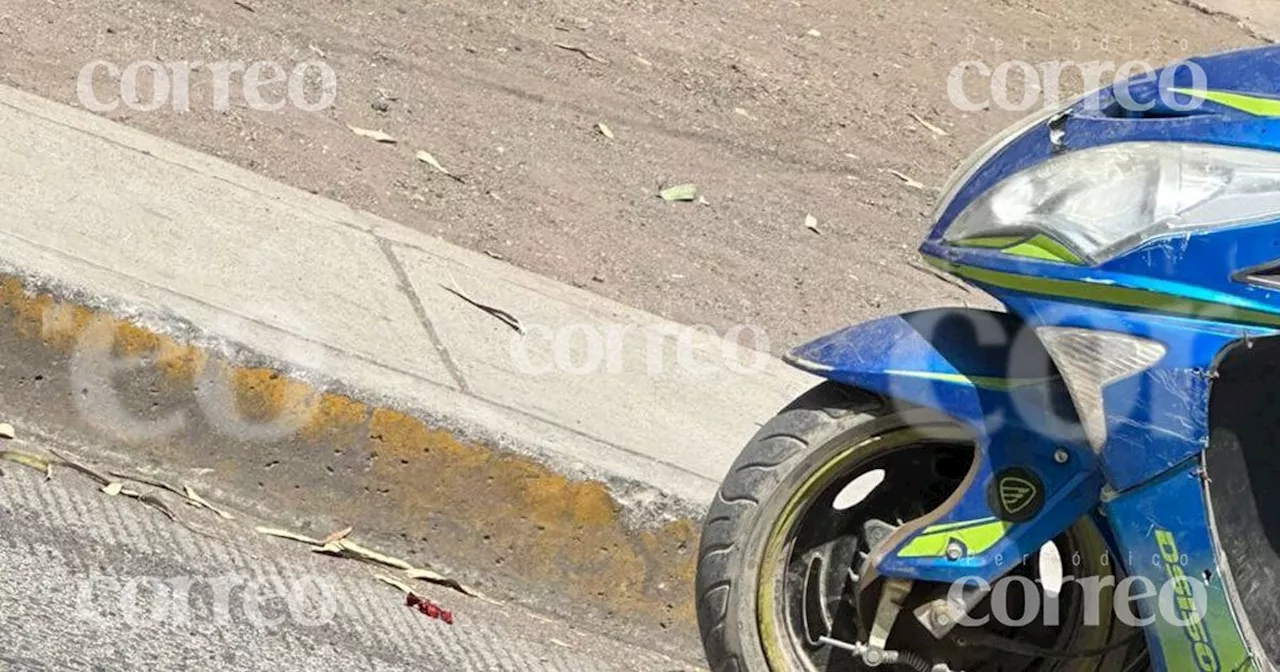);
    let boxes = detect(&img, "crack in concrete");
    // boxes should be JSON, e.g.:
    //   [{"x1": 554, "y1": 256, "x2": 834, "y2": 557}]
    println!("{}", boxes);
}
[{"x1": 375, "y1": 235, "x2": 472, "y2": 394}]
